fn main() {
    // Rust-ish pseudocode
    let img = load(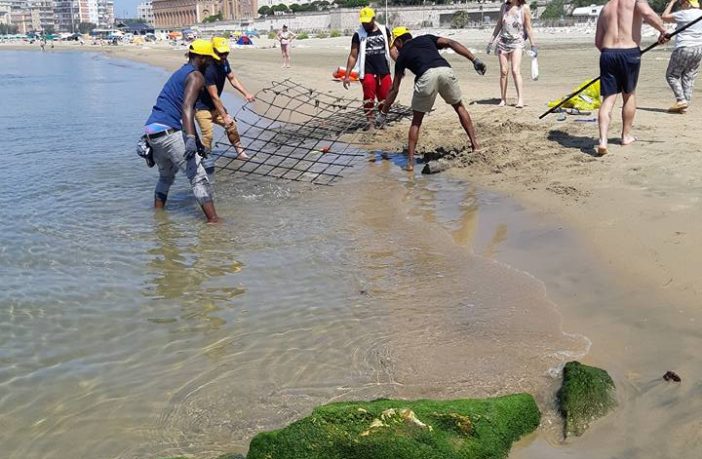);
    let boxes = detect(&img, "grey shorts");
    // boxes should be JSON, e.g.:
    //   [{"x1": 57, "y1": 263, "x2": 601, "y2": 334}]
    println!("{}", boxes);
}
[{"x1": 412, "y1": 66, "x2": 463, "y2": 113}]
